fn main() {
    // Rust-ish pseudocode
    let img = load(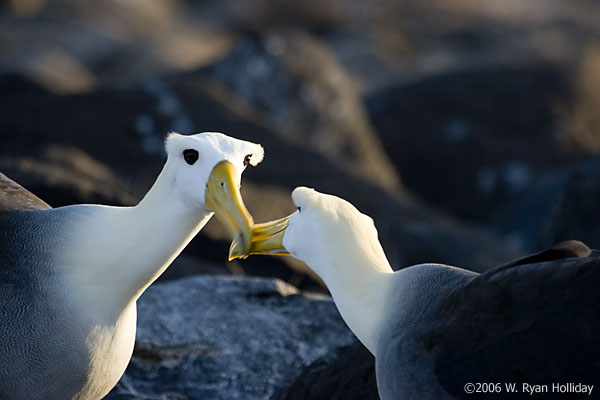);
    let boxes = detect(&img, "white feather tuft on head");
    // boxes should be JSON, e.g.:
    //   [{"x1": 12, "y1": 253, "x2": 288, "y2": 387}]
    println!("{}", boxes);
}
[
  {"x1": 164, "y1": 131, "x2": 264, "y2": 166},
  {"x1": 246, "y1": 145, "x2": 264, "y2": 166},
  {"x1": 291, "y1": 186, "x2": 317, "y2": 208}
]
